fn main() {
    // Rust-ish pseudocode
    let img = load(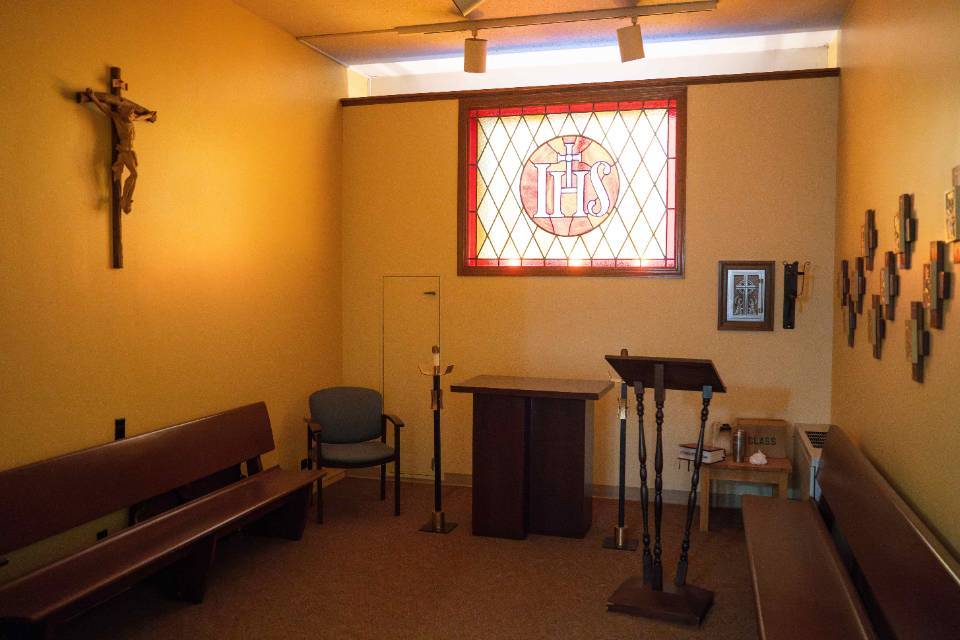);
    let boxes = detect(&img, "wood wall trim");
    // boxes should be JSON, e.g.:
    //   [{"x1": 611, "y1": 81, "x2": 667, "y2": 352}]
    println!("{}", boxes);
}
[{"x1": 340, "y1": 67, "x2": 839, "y2": 107}]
